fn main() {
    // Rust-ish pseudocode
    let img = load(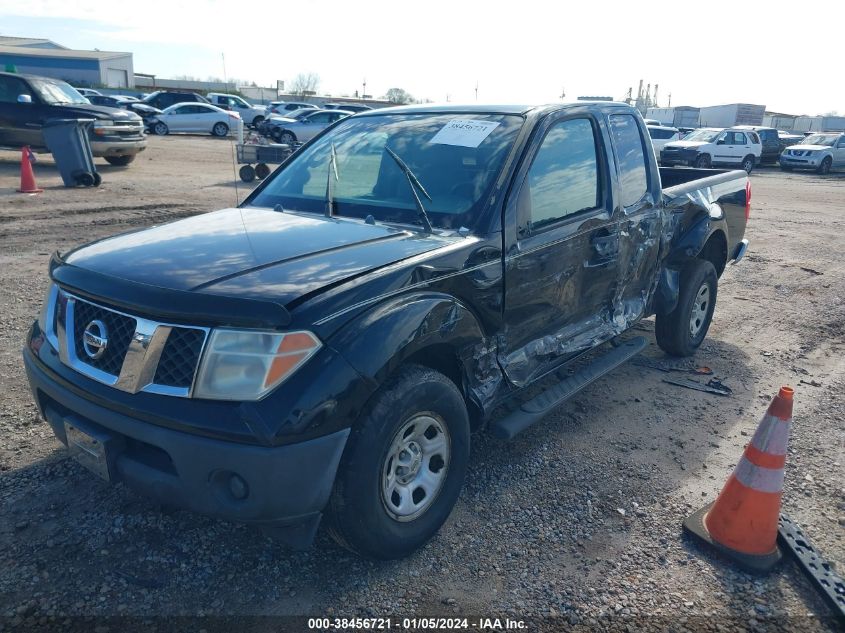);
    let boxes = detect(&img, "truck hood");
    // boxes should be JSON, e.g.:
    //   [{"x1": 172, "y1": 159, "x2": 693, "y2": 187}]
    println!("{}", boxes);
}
[
  {"x1": 63, "y1": 207, "x2": 456, "y2": 305},
  {"x1": 47, "y1": 103, "x2": 142, "y2": 122},
  {"x1": 664, "y1": 140, "x2": 709, "y2": 150}
]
